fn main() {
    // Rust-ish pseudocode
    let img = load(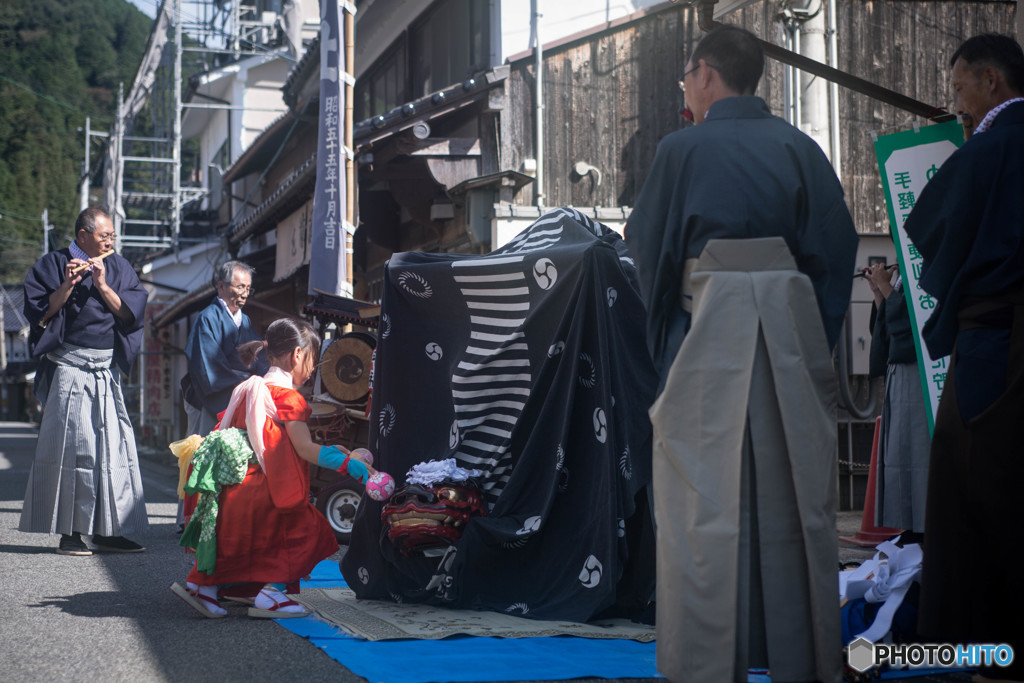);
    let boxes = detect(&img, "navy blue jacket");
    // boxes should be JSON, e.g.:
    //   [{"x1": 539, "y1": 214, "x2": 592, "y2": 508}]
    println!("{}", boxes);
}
[
  {"x1": 625, "y1": 96, "x2": 858, "y2": 380},
  {"x1": 24, "y1": 247, "x2": 148, "y2": 376},
  {"x1": 185, "y1": 298, "x2": 268, "y2": 415}
]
